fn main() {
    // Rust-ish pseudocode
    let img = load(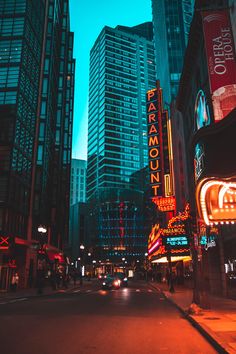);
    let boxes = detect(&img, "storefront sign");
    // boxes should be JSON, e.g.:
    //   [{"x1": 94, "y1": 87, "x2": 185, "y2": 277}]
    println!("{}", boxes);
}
[
  {"x1": 164, "y1": 236, "x2": 189, "y2": 247},
  {"x1": 202, "y1": 10, "x2": 236, "y2": 121}
]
